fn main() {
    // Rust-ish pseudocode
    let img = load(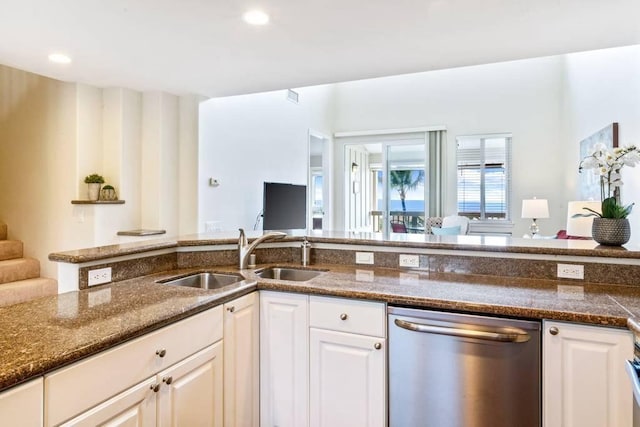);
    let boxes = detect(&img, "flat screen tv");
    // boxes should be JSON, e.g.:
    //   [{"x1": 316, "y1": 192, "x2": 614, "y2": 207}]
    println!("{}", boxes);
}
[{"x1": 263, "y1": 182, "x2": 307, "y2": 230}]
